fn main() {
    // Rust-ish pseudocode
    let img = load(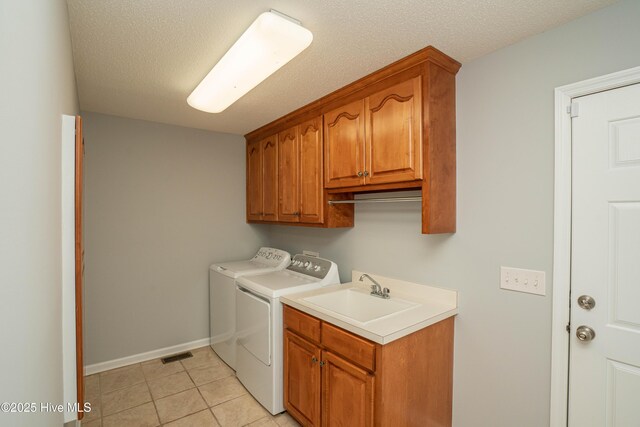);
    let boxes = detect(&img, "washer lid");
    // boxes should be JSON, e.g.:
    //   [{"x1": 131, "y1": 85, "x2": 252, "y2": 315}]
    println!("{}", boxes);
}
[
  {"x1": 211, "y1": 260, "x2": 281, "y2": 279},
  {"x1": 210, "y1": 247, "x2": 291, "y2": 278},
  {"x1": 236, "y1": 270, "x2": 324, "y2": 298}
]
